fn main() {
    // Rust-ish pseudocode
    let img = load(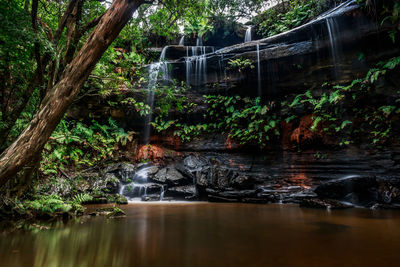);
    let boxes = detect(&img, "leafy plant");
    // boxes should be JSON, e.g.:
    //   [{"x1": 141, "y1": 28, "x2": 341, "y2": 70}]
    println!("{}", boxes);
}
[
  {"x1": 228, "y1": 58, "x2": 255, "y2": 73},
  {"x1": 41, "y1": 118, "x2": 132, "y2": 175},
  {"x1": 72, "y1": 193, "x2": 93, "y2": 204}
]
